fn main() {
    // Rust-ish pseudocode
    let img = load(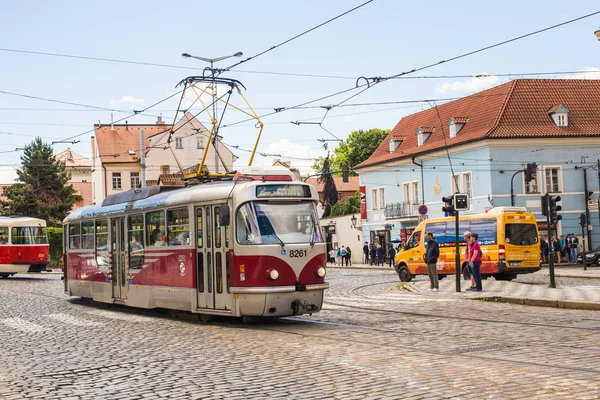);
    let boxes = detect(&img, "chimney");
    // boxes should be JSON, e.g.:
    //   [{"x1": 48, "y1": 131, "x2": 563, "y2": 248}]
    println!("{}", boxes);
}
[
  {"x1": 125, "y1": 120, "x2": 128, "y2": 131},
  {"x1": 66, "y1": 147, "x2": 73, "y2": 161},
  {"x1": 156, "y1": 113, "x2": 165, "y2": 125},
  {"x1": 160, "y1": 165, "x2": 170, "y2": 175}
]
